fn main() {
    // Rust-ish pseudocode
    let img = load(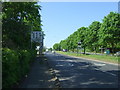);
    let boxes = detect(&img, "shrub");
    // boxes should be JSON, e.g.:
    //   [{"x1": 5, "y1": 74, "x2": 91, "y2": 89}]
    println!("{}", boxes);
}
[
  {"x1": 2, "y1": 48, "x2": 19, "y2": 88},
  {"x1": 2, "y1": 48, "x2": 36, "y2": 88}
]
